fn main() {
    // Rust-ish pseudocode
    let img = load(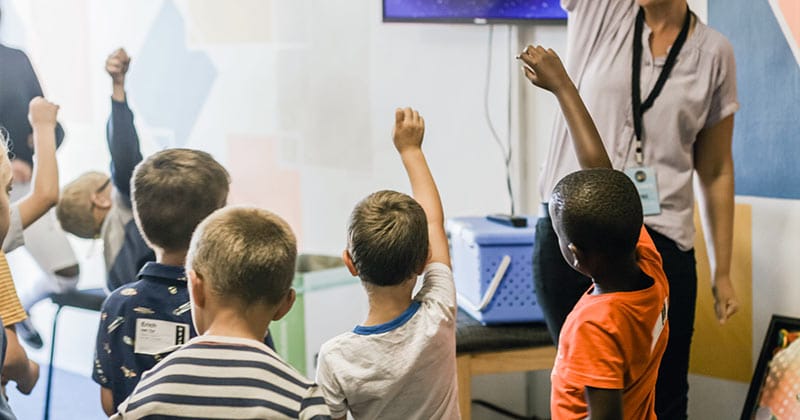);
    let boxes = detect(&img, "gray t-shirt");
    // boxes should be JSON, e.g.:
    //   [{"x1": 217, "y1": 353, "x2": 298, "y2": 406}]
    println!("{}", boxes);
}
[
  {"x1": 315, "y1": 263, "x2": 459, "y2": 419},
  {"x1": 540, "y1": 0, "x2": 739, "y2": 250}
]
